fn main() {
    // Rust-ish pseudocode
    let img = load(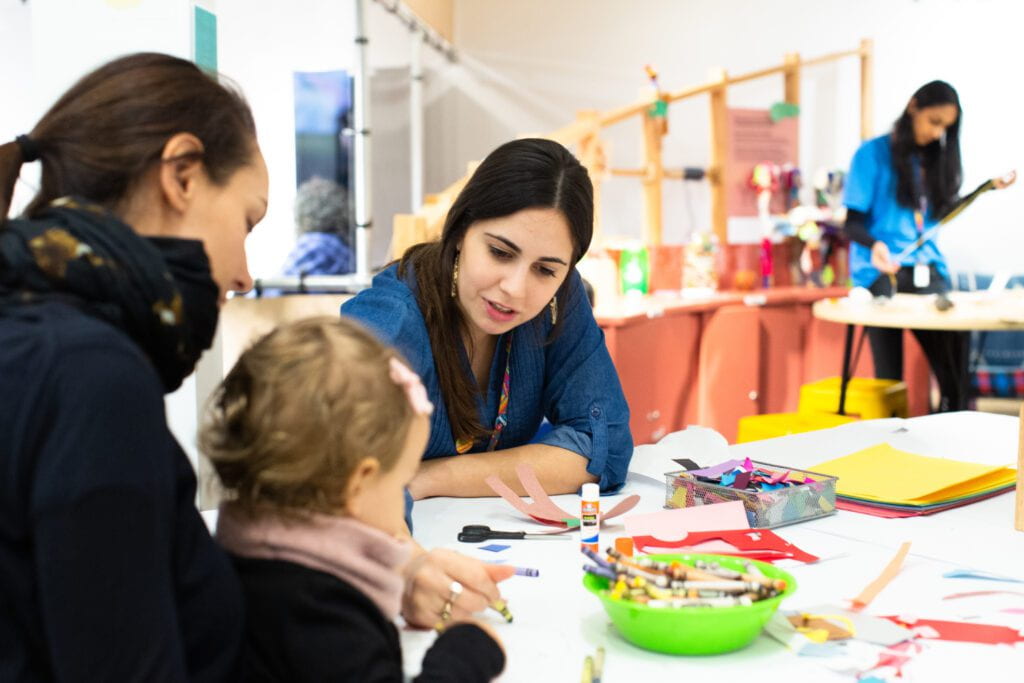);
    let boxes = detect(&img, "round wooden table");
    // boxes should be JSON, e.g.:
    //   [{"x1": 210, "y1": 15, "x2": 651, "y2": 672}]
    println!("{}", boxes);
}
[{"x1": 811, "y1": 291, "x2": 1024, "y2": 414}]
